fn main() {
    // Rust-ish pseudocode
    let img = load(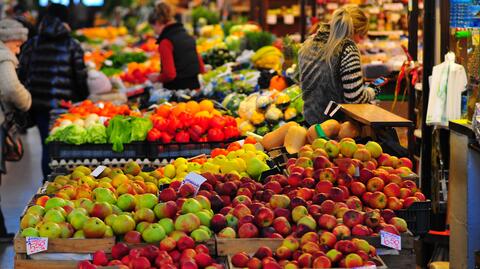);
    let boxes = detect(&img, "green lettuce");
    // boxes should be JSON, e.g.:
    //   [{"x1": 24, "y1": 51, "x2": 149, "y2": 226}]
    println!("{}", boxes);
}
[
  {"x1": 86, "y1": 124, "x2": 107, "y2": 144},
  {"x1": 46, "y1": 125, "x2": 87, "y2": 145}
]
